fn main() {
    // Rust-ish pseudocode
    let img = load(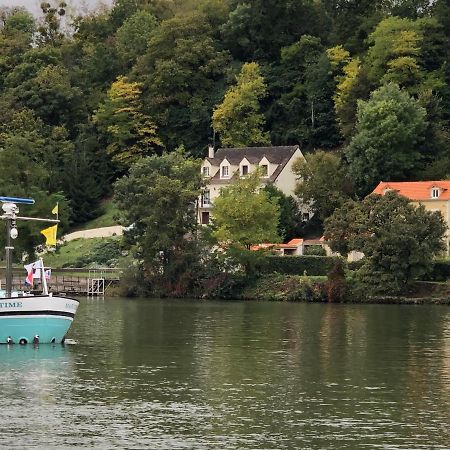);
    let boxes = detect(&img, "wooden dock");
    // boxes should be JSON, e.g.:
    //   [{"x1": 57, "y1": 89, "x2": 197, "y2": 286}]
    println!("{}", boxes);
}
[{"x1": 1, "y1": 267, "x2": 122, "y2": 296}]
